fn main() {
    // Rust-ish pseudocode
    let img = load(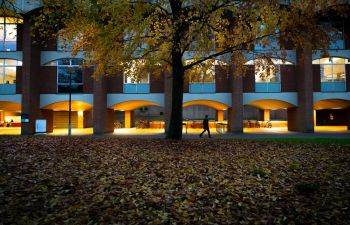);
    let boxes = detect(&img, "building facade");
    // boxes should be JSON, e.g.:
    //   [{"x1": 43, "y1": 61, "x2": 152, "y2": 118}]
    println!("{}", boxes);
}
[{"x1": 0, "y1": 1, "x2": 350, "y2": 134}]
